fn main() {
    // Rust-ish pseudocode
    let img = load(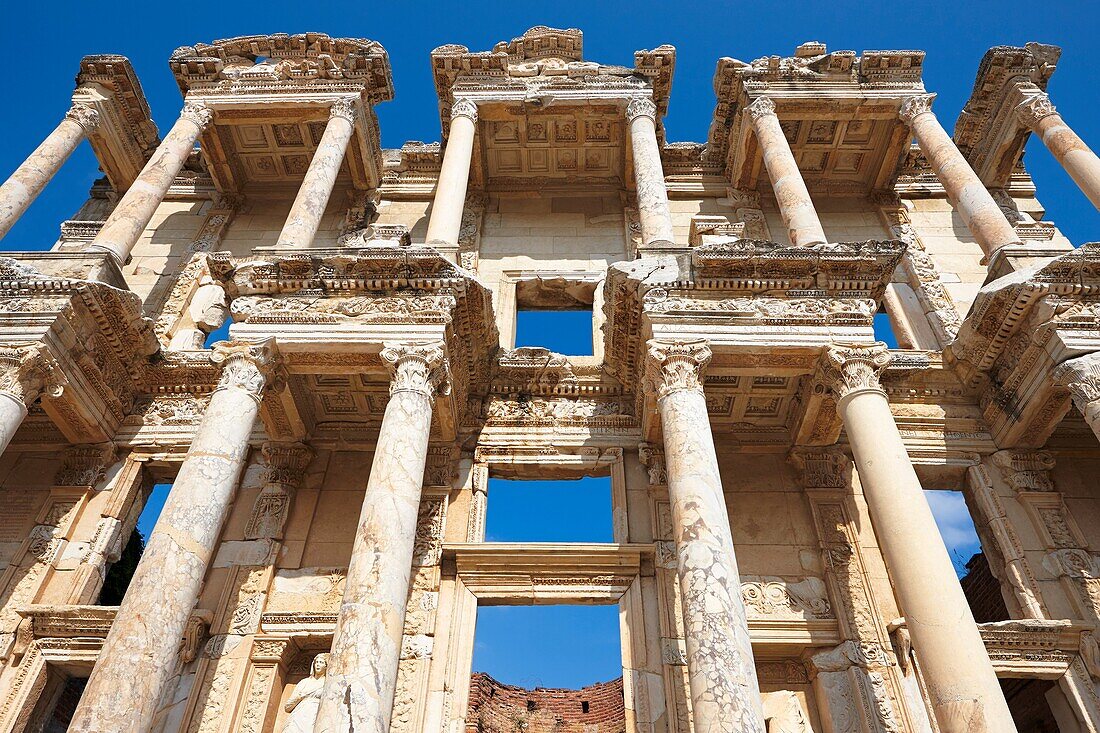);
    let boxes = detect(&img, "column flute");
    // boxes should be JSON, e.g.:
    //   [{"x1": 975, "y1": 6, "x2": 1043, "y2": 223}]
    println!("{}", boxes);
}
[
  {"x1": 898, "y1": 94, "x2": 1020, "y2": 259},
  {"x1": 69, "y1": 340, "x2": 280, "y2": 733},
  {"x1": 314, "y1": 342, "x2": 448, "y2": 733},
  {"x1": 0, "y1": 103, "x2": 100, "y2": 240},
  {"x1": 88, "y1": 100, "x2": 214, "y2": 266},
  {"x1": 645, "y1": 340, "x2": 766, "y2": 733},
  {"x1": 1017, "y1": 93, "x2": 1100, "y2": 210},
  {"x1": 820, "y1": 343, "x2": 1017, "y2": 732}
]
